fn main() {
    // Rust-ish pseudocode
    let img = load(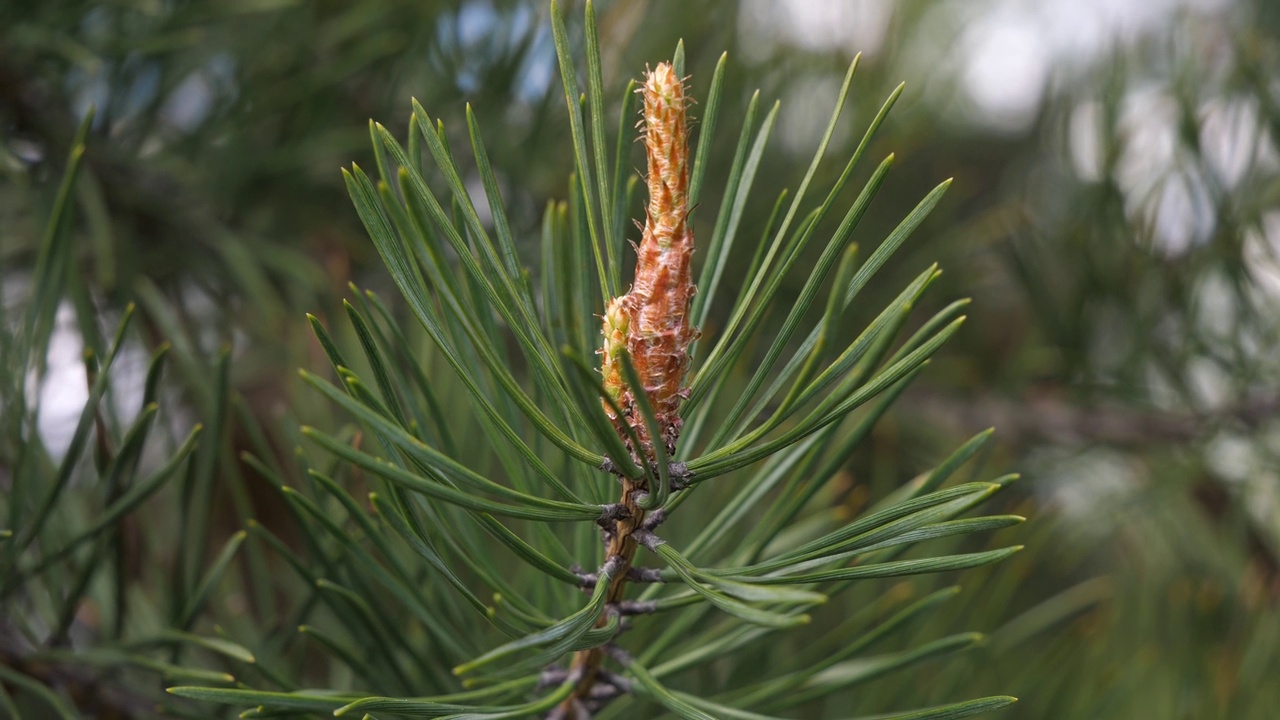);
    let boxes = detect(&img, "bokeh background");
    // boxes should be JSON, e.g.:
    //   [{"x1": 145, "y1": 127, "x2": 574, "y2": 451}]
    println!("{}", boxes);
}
[{"x1": 3, "y1": 0, "x2": 1279, "y2": 717}]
